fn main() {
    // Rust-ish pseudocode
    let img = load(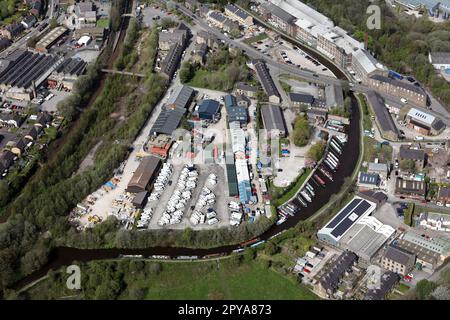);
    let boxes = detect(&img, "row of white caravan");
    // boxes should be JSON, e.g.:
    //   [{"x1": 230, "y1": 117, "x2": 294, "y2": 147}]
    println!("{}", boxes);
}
[
  {"x1": 137, "y1": 208, "x2": 153, "y2": 229},
  {"x1": 158, "y1": 163, "x2": 198, "y2": 227},
  {"x1": 190, "y1": 176, "x2": 219, "y2": 226},
  {"x1": 228, "y1": 201, "x2": 243, "y2": 226},
  {"x1": 190, "y1": 208, "x2": 219, "y2": 226},
  {"x1": 153, "y1": 162, "x2": 173, "y2": 192}
]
